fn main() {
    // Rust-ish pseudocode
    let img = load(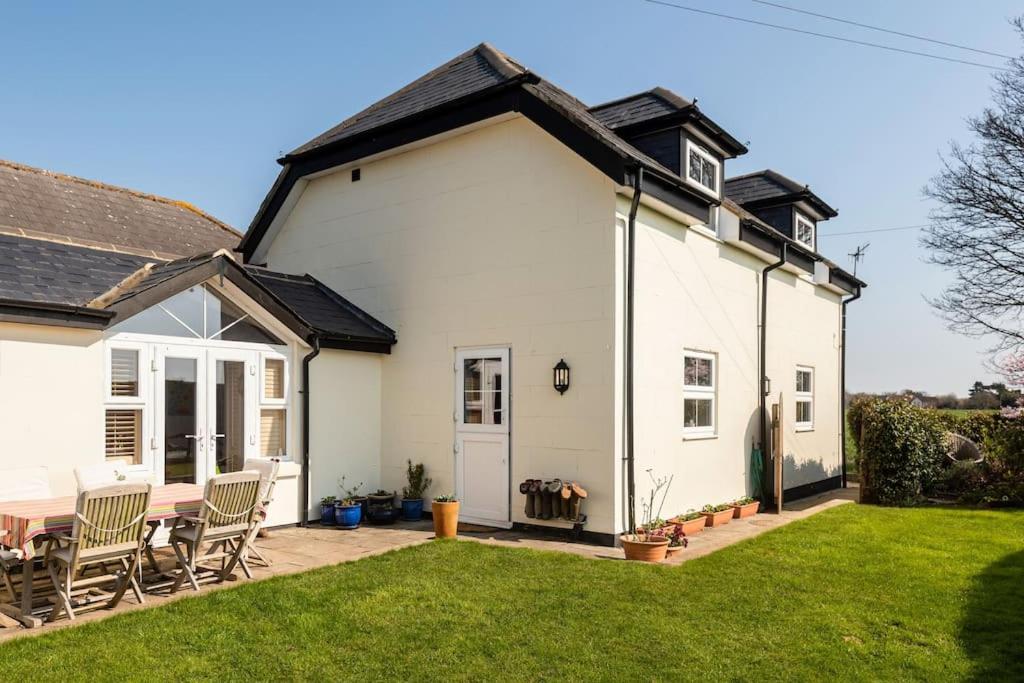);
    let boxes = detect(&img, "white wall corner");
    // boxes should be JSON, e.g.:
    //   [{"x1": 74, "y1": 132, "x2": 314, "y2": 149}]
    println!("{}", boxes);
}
[
  {"x1": 718, "y1": 207, "x2": 741, "y2": 242},
  {"x1": 813, "y1": 261, "x2": 830, "y2": 286}
]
